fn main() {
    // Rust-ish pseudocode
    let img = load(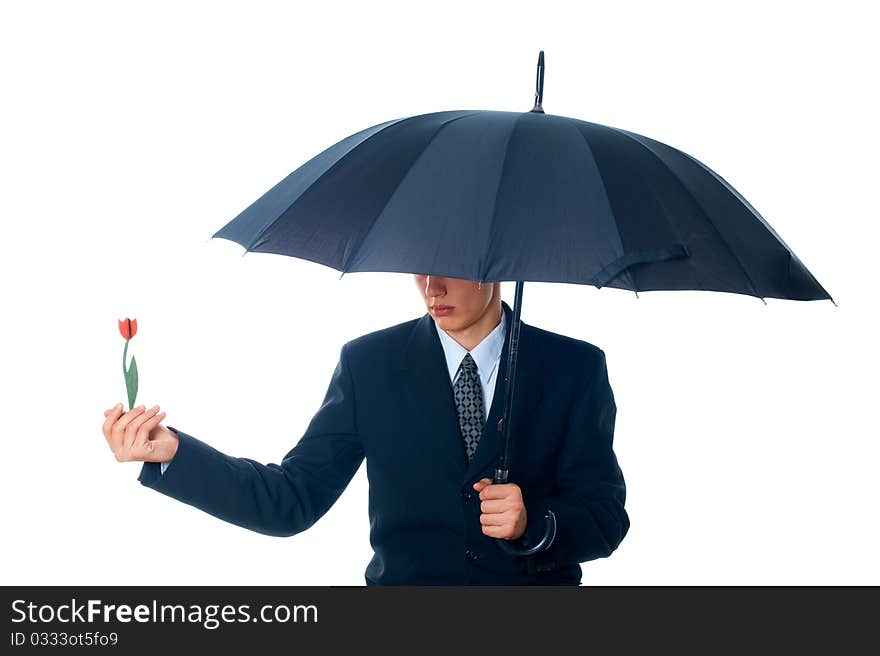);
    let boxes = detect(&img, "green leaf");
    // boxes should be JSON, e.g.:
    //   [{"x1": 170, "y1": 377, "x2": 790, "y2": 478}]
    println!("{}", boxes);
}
[{"x1": 125, "y1": 354, "x2": 139, "y2": 410}]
